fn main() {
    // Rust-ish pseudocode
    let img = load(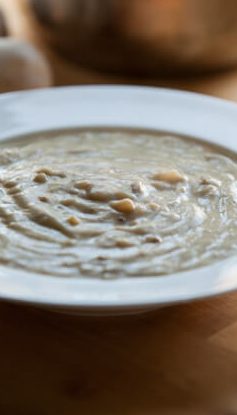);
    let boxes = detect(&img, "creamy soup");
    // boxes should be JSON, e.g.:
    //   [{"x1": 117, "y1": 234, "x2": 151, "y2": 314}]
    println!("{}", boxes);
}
[{"x1": 0, "y1": 129, "x2": 236, "y2": 279}]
